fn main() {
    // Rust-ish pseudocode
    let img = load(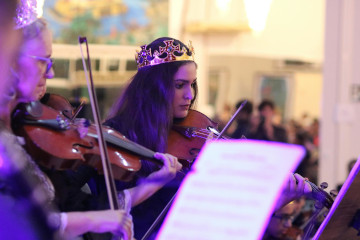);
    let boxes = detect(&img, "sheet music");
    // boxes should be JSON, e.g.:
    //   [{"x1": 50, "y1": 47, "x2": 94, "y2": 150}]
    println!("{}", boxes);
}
[{"x1": 157, "y1": 139, "x2": 305, "y2": 240}]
